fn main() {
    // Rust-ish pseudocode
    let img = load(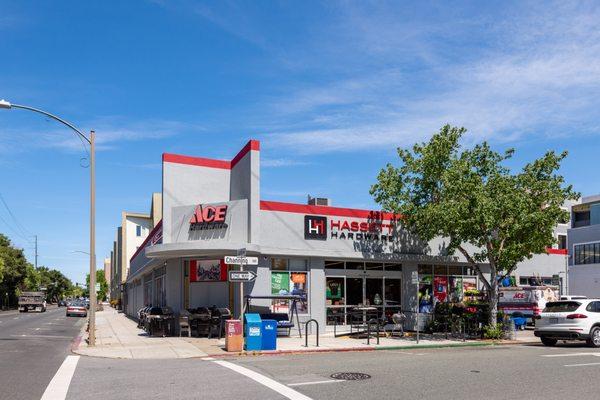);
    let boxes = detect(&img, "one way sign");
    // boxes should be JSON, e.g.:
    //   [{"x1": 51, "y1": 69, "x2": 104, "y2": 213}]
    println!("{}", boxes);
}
[{"x1": 228, "y1": 270, "x2": 257, "y2": 283}]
